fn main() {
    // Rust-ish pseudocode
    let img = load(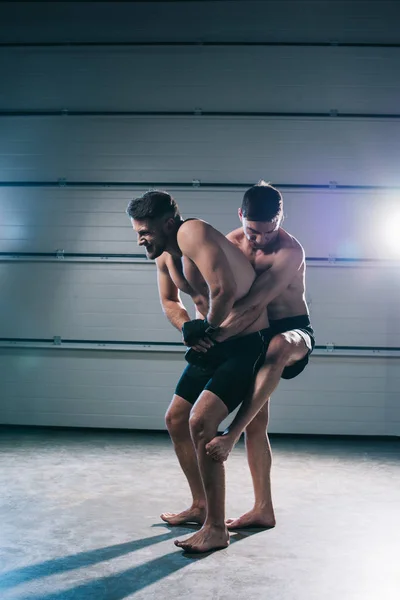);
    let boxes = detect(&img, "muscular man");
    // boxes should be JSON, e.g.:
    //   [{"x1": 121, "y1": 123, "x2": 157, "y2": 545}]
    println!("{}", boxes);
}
[
  {"x1": 205, "y1": 181, "x2": 315, "y2": 529},
  {"x1": 126, "y1": 190, "x2": 271, "y2": 553}
]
